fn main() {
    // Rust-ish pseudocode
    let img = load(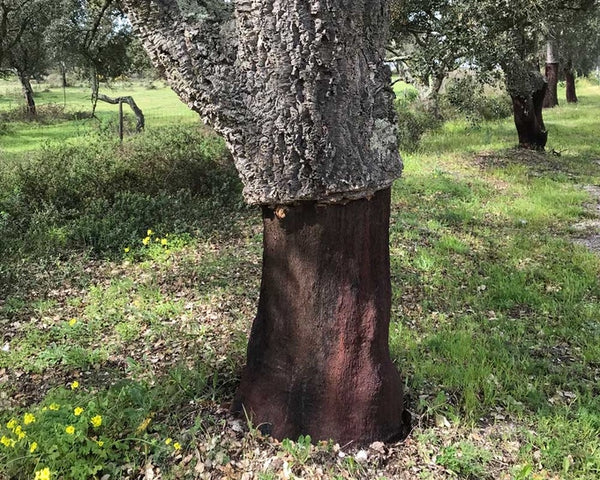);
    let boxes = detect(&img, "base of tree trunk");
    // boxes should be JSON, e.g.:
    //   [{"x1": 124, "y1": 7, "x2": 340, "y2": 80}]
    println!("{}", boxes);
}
[
  {"x1": 565, "y1": 70, "x2": 578, "y2": 103},
  {"x1": 233, "y1": 188, "x2": 410, "y2": 444},
  {"x1": 511, "y1": 82, "x2": 548, "y2": 150},
  {"x1": 543, "y1": 62, "x2": 559, "y2": 108}
]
